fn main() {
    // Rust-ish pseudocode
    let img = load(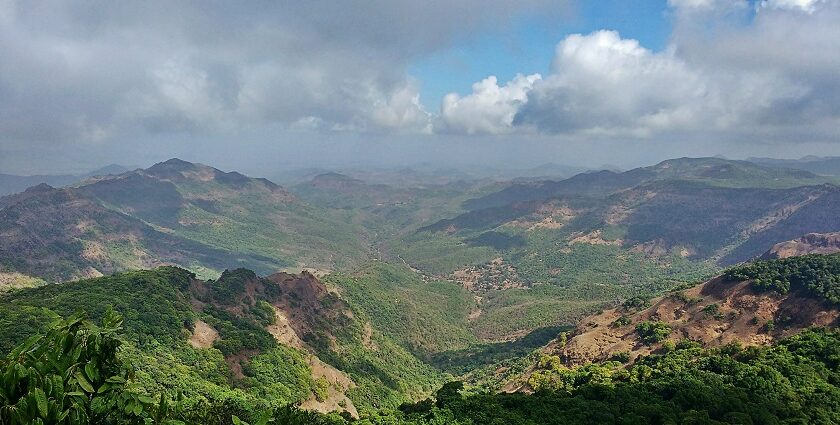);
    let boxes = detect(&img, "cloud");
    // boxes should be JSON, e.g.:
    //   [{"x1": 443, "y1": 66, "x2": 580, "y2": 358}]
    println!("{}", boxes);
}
[
  {"x1": 514, "y1": 30, "x2": 713, "y2": 137},
  {"x1": 444, "y1": 1, "x2": 840, "y2": 144},
  {"x1": 0, "y1": 0, "x2": 570, "y2": 147},
  {"x1": 439, "y1": 74, "x2": 541, "y2": 134},
  {"x1": 760, "y1": 0, "x2": 826, "y2": 13}
]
